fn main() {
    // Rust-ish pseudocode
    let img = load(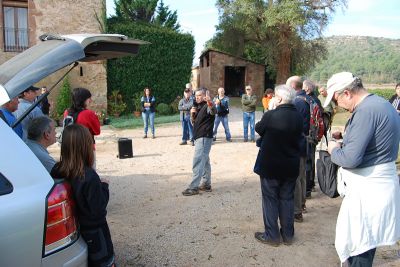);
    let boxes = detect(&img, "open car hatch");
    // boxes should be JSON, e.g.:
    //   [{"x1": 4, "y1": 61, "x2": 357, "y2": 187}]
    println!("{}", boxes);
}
[{"x1": 0, "y1": 34, "x2": 148, "y2": 105}]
